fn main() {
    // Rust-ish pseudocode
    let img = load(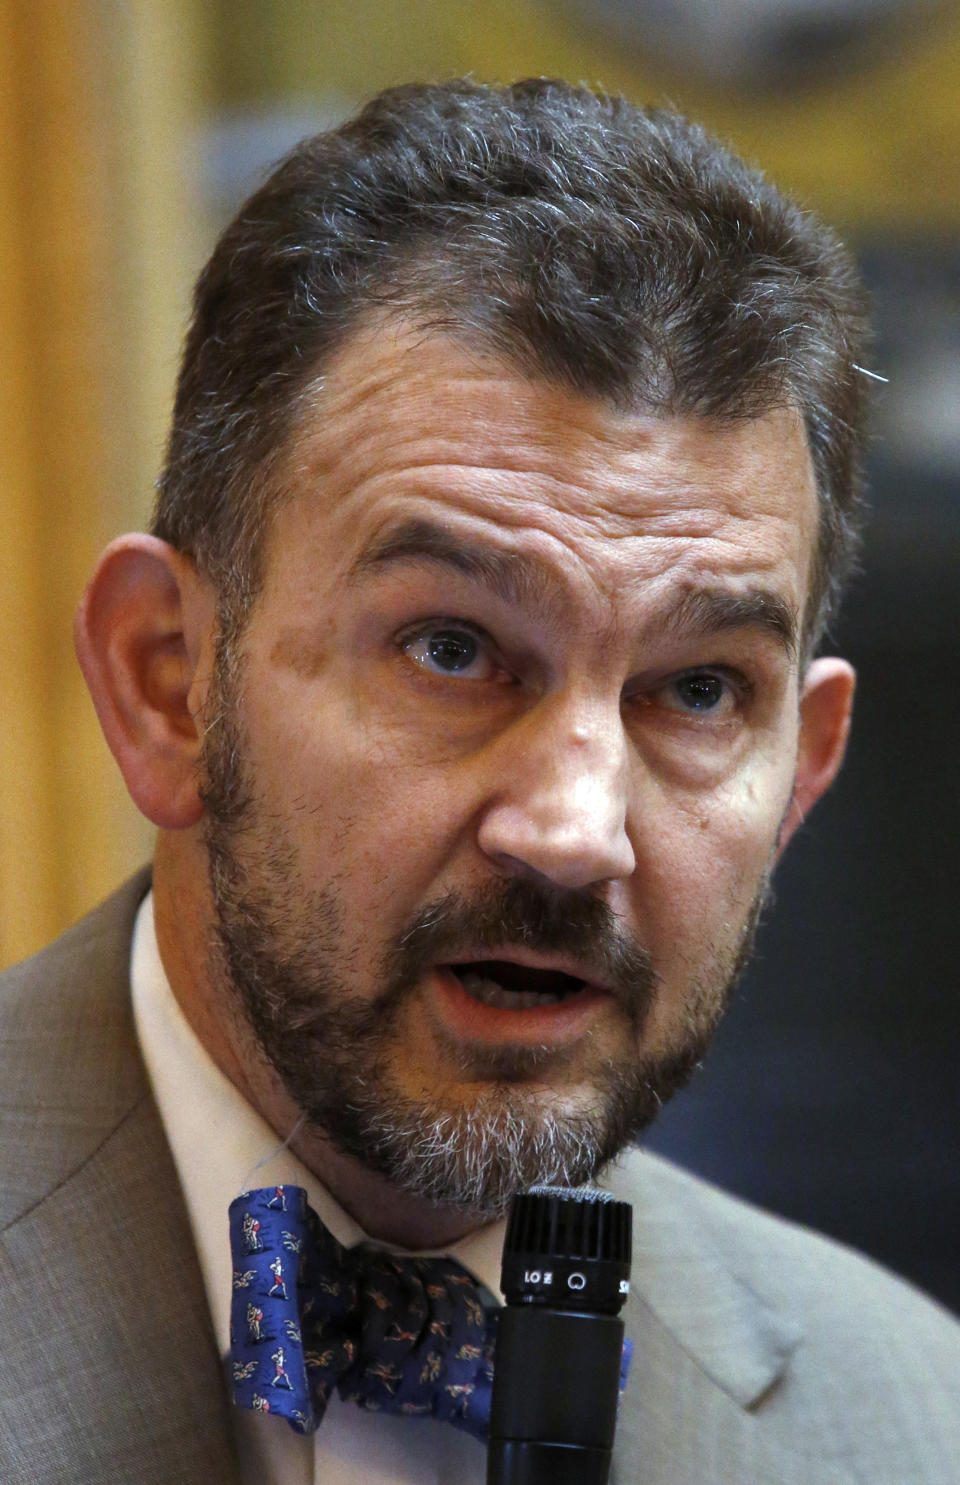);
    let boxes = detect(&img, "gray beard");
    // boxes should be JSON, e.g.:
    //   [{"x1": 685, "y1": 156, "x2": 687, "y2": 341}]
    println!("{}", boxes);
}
[{"x1": 201, "y1": 648, "x2": 768, "y2": 1219}]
